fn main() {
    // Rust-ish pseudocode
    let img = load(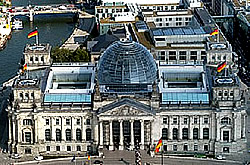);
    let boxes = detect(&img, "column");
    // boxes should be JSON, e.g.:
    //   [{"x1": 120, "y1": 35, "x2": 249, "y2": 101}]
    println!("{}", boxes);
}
[
  {"x1": 242, "y1": 115, "x2": 246, "y2": 138},
  {"x1": 141, "y1": 120, "x2": 144, "y2": 149},
  {"x1": 119, "y1": 120, "x2": 124, "y2": 150},
  {"x1": 233, "y1": 113, "x2": 237, "y2": 141},
  {"x1": 130, "y1": 120, "x2": 134, "y2": 150},
  {"x1": 100, "y1": 121, "x2": 103, "y2": 148},
  {"x1": 109, "y1": 121, "x2": 113, "y2": 150}
]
